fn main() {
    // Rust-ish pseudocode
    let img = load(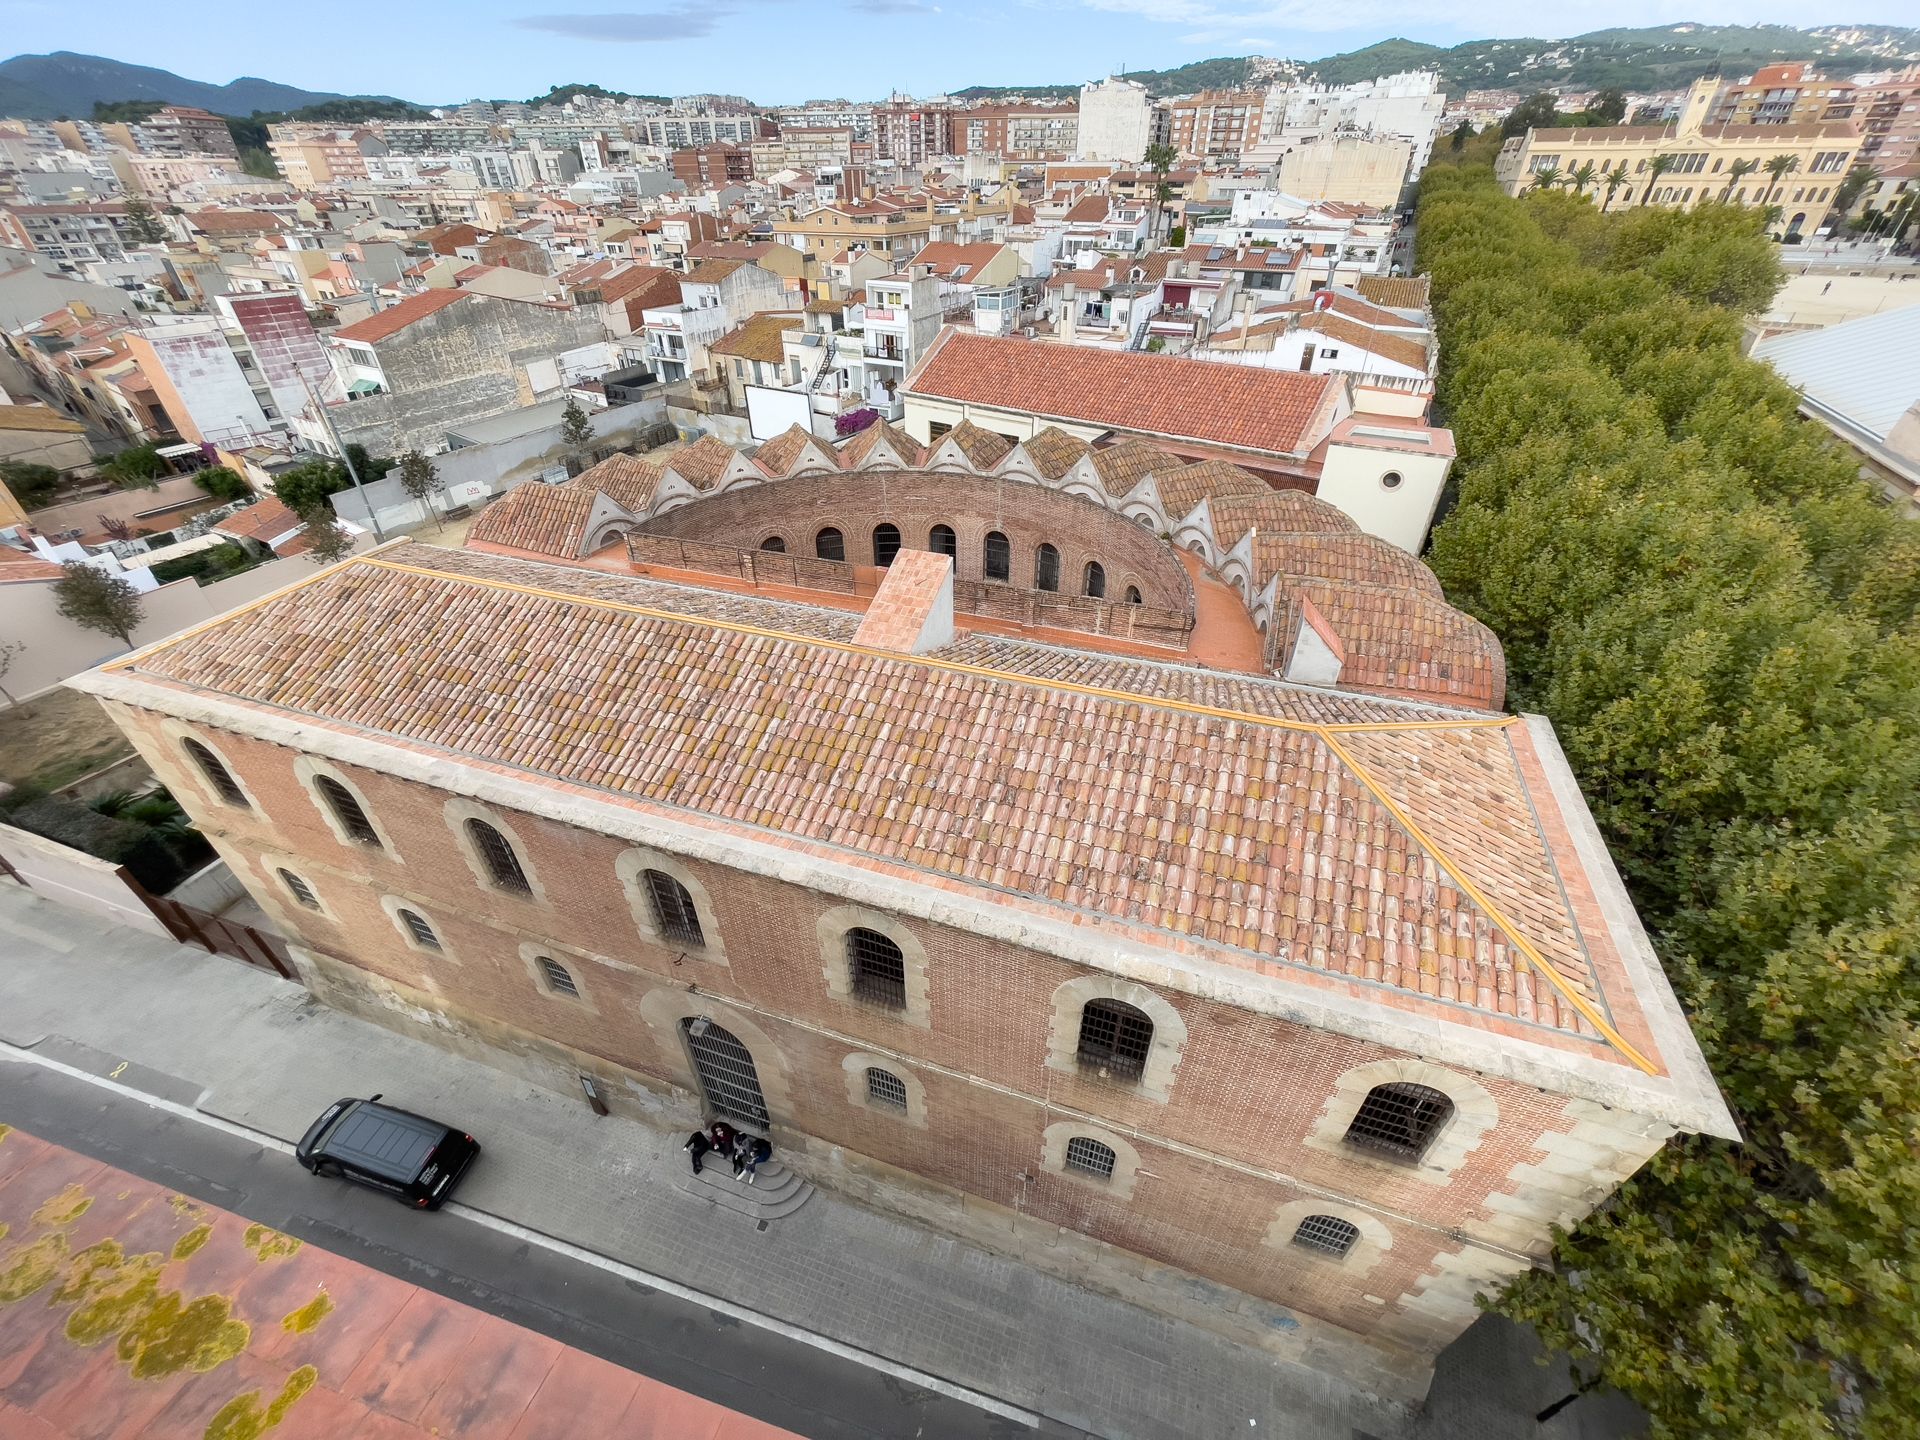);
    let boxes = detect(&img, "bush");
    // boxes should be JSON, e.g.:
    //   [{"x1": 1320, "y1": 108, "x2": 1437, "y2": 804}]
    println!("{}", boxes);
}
[
  {"x1": 148, "y1": 541, "x2": 257, "y2": 587},
  {"x1": 192, "y1": 467, "x2": 250, "y2": 502},
  {"x1": 0, "y1": 461, "x2": 63, "y2": 509},
  {"x1": 3, "y1": 793, "x2": 206, "y2": 892},
  {"x1": 835, "y1": 408, "x2": 879, "y2": 437}
]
